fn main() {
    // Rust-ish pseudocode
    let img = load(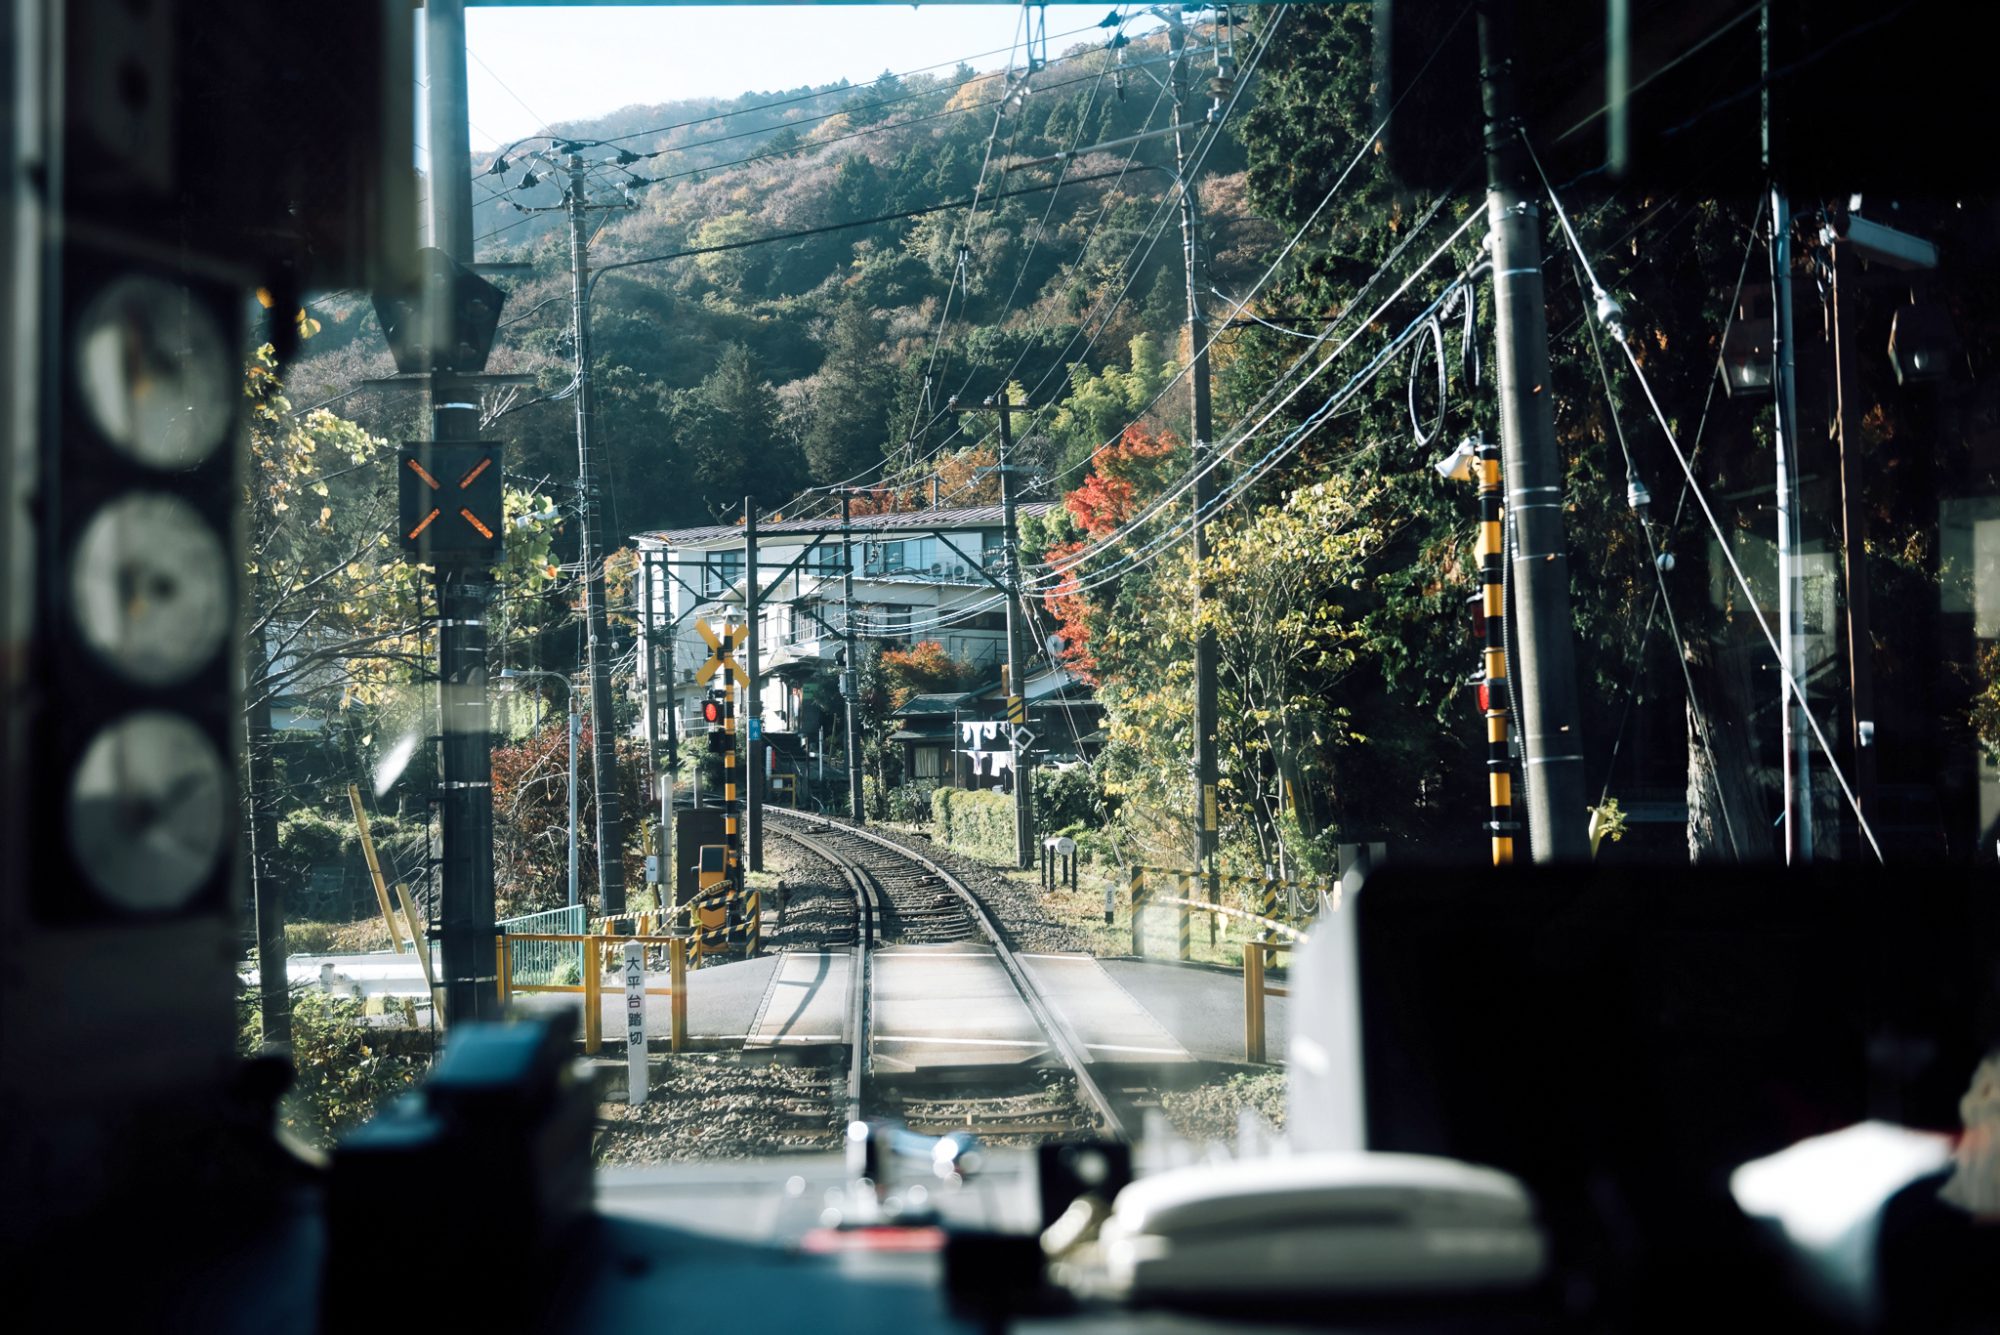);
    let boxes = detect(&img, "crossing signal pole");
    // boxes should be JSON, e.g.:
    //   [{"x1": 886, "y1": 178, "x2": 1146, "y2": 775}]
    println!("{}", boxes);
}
[
  {"x1": 565, "y1": 150, "x2": 628, "y2": 912},
  {"x1": 1476, "y1": 0, "x2": 1588, "y2": 860},
  {"x1": 422, "y1": 0, "x2": 500, "y2": 1019},
  {"x1": 1168, "y1": 9, "x2": 1222, "y2": 923}
]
